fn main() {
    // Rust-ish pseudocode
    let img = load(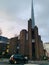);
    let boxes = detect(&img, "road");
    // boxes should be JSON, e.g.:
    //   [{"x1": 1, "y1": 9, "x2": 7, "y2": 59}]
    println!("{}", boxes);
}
[
  {"x1": 0, "y1": 58, "x2": 49, "y2": 65},
  {"x1": 0, "y1": 63, "x2": 48, "y2": 65},
  {"x1": 0, "y1": 62, "x2": 49, "y2": 65},
  {"x1": 0, "y1": 59, "x2": 38, "y2": 65}
]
